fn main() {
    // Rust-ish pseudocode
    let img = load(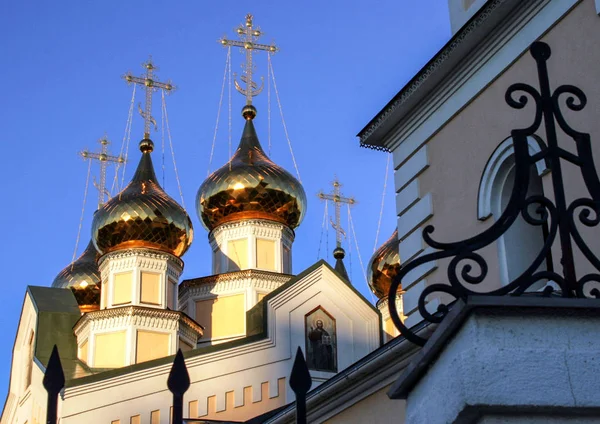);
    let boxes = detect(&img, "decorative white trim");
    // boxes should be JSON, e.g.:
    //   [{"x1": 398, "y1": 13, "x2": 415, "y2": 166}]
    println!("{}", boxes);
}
[
  {"x1": 393, "y1": 145, "x2": 429, "y2": 188},
  {"x1": 181, "y1": 272, "x2": 290, "y2": 300},
  {"x1": 377, "y1": 296, "x2": 403, "y2": 320},
  {"x1": 399, "y1": 230, "x2": 424, "y2": 264},
  {"x1": 403, "y1": 297, "x2": 440, "y2": 328},
  {"x1": 74, "y1": 306, "x2": 202, "y2": 368},
  {"x1": 396, "y1": 179, "x2": 420, "y2": 217},
  {"x1": 397, "y1": 193, "x2": 433, "y2": 242},
  {"x1": 402, "y1": 248, "x2": 437, "y2": 291},
  {"x1": 99, "y1": 249, "x2": 183, "y2": 310},
  {"x1": 209, "y1": 219, "x2": 295, "y2": 274},
  {"x1": 477, "y1": 135, "x2": 548, "y2": 220},
  {"x1": 375, "y1": 0, "x2": 577, "y2": 161}
]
